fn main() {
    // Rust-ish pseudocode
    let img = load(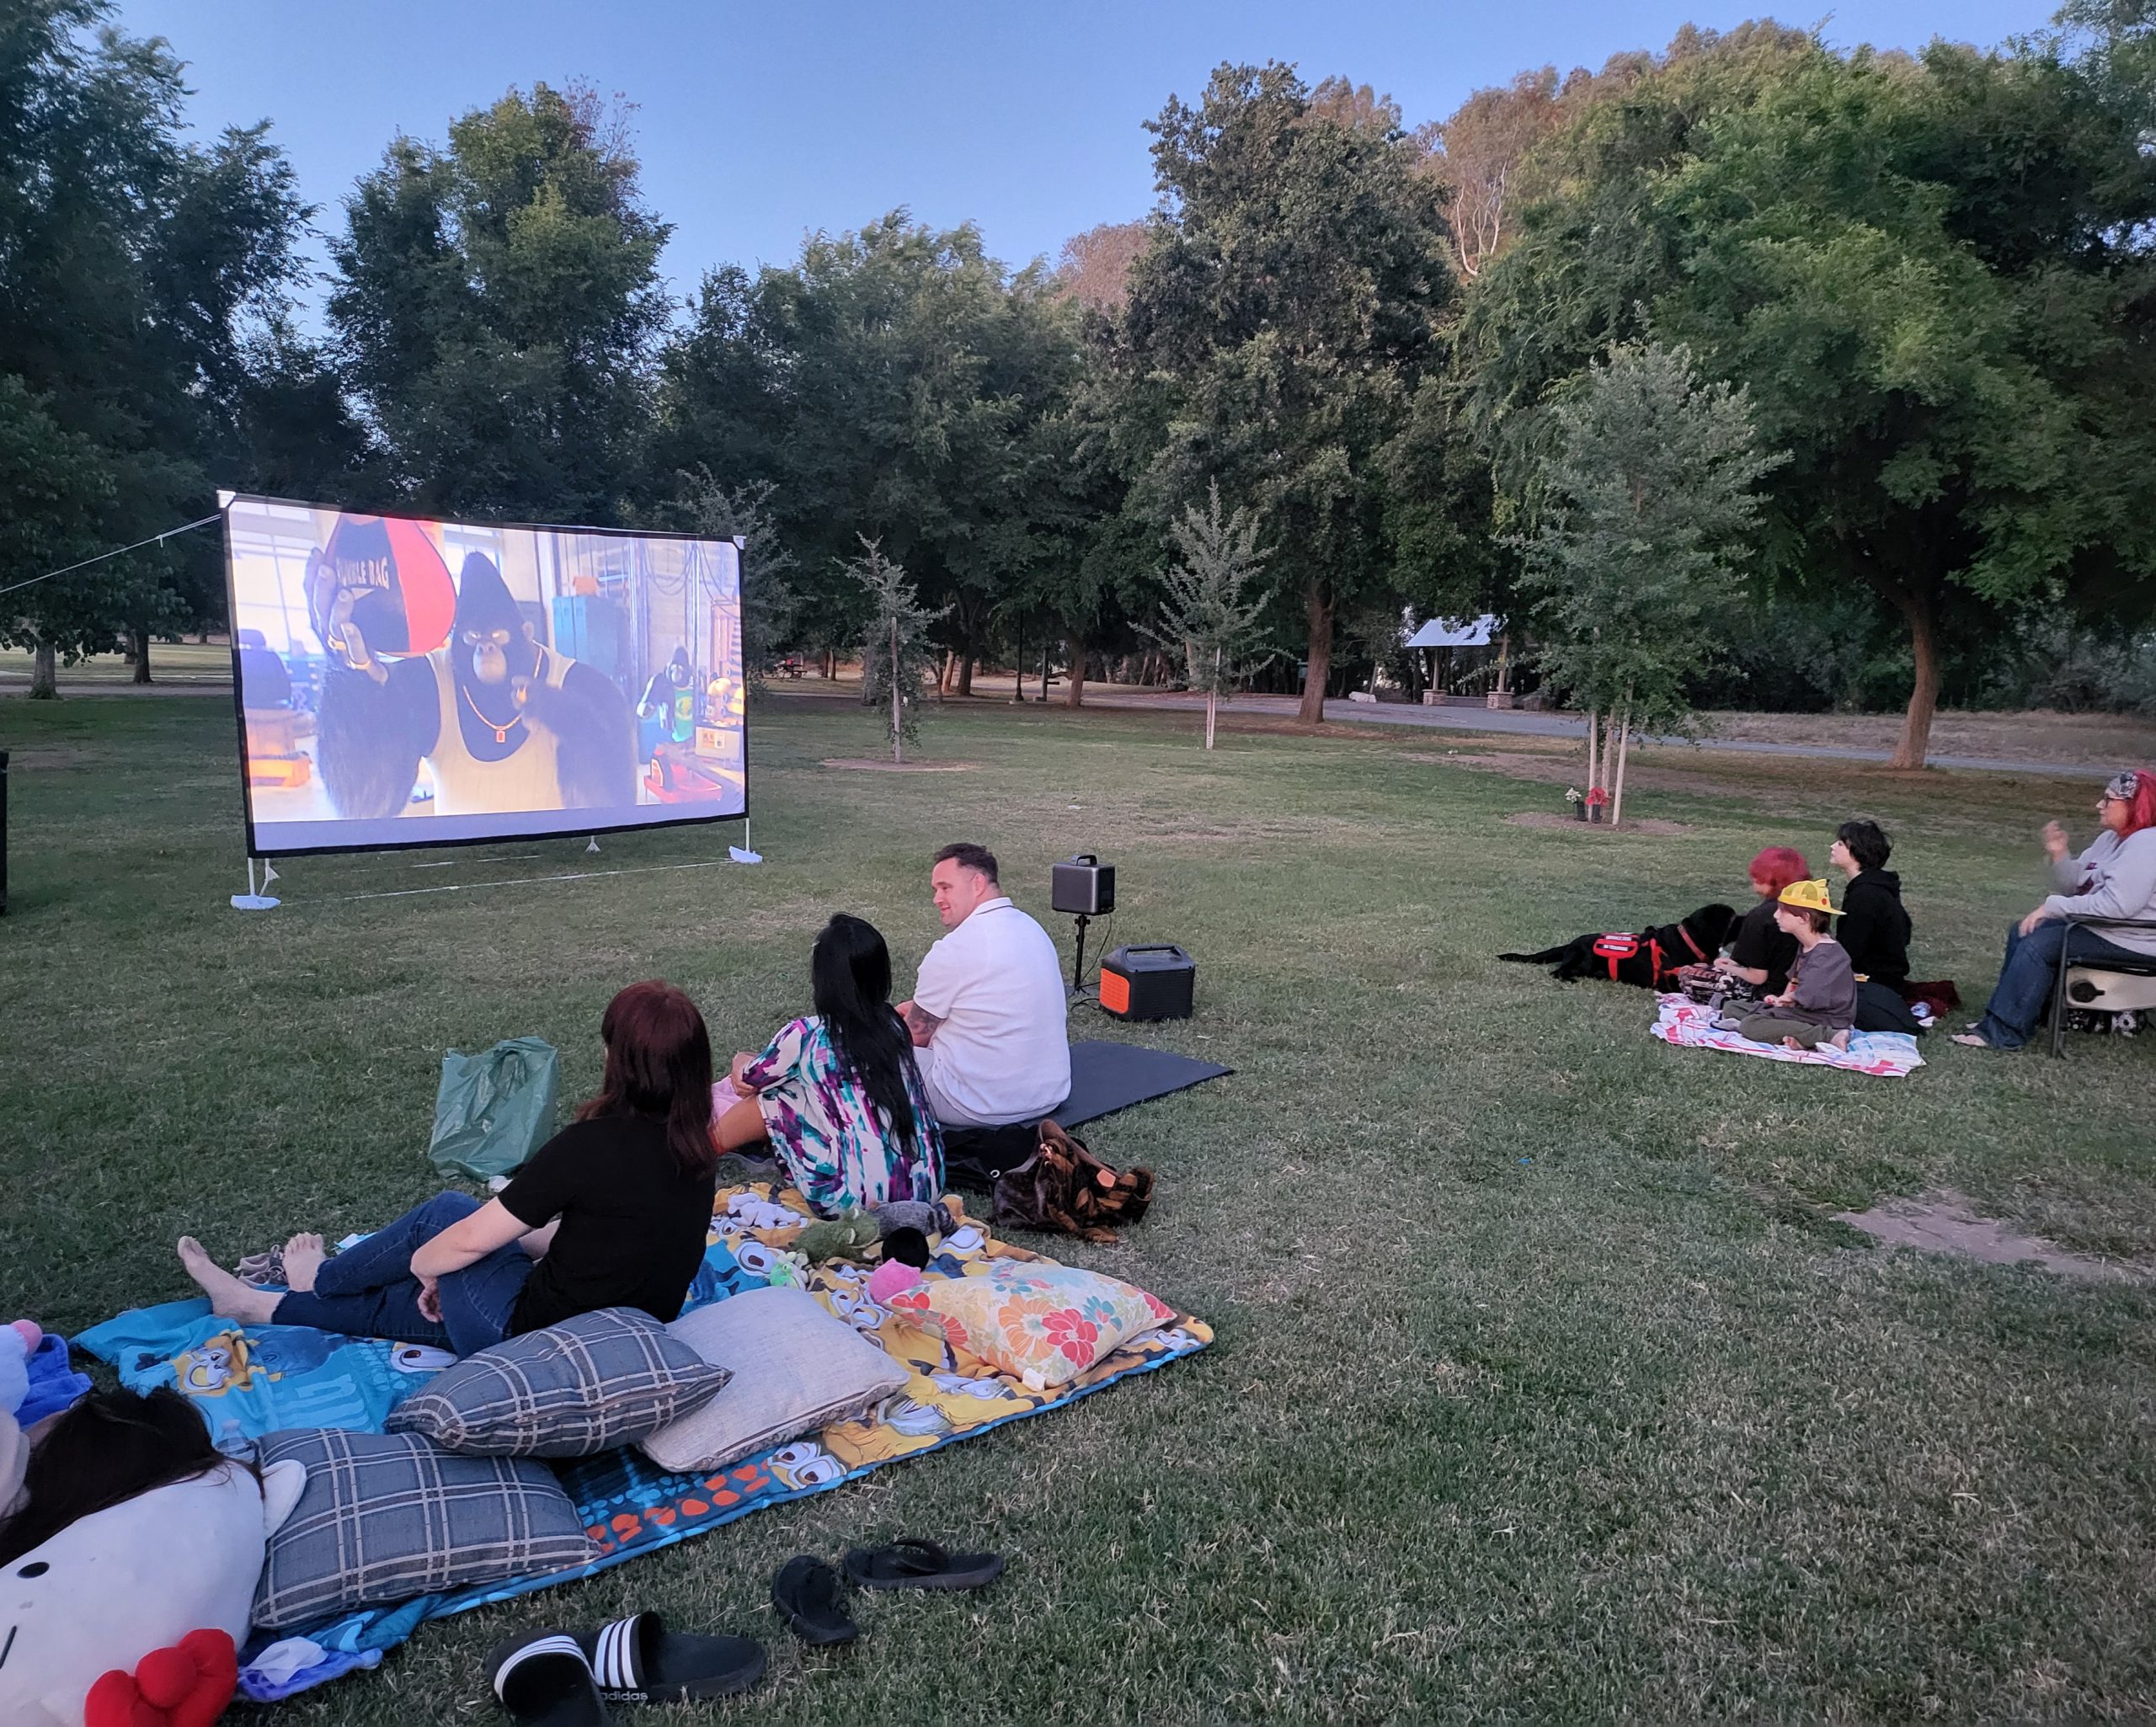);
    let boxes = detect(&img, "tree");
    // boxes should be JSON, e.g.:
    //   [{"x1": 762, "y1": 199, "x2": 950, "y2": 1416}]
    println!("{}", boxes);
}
[
  {"x1": 1416, "y1": 69, "x2": 1566, "y2": 282},
  {"x1": 1054, "y1": 221, "x2": 1148, "y2": 312},
  {"x1": 1143, "y1": 482, "x2": 1276, "y2": 749},
  {"x1": 1521, "y1": 341, "x2": 1782, "y2": 825},
  {"x1": 847, "y1": 538, "x2": 946, "y2": 762},
  {"x1": 0, "y1": 1, "x2": 310, "y2": 692},
  {"x1": 1461, "y1": 22, "x2": 2156, "y2": 765},
  {"x1": 657, "y1": 215, "x2": 1081, "y2": 693},
  {"x1": 1118, "y1": 63, "x2": 1455, "y2": 723},
  {"x1": 329, "y1": 83, "x2": 670, "y2": 522},
  {"x1": 663, "y1": 469, "x2": 798, "y2": 694}
]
